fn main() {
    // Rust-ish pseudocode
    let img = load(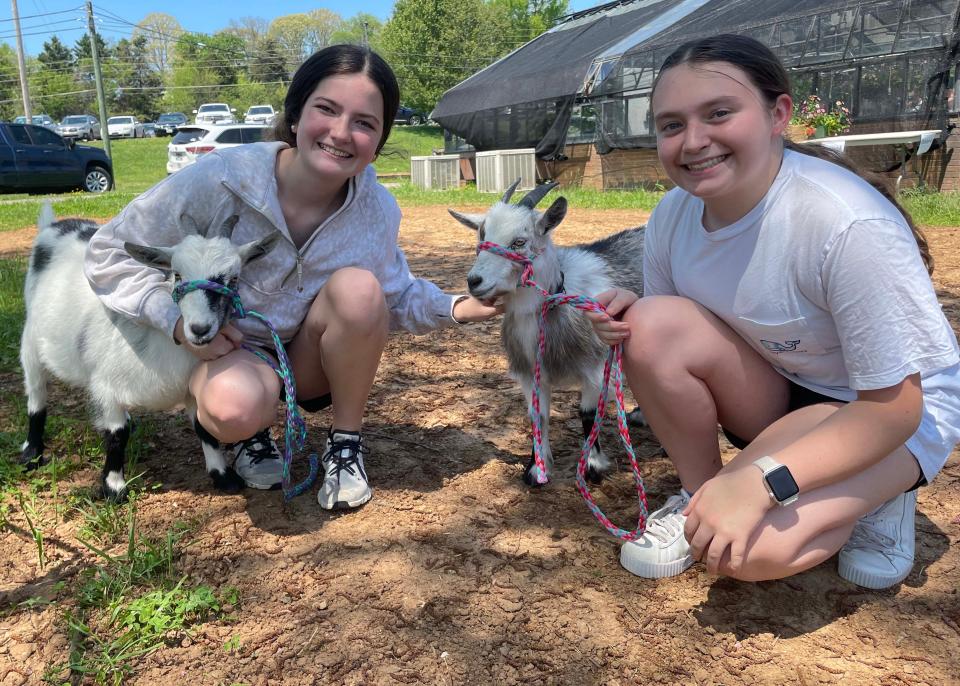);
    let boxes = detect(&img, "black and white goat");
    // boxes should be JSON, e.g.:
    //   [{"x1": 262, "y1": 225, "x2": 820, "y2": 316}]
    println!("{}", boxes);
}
[
  {"x1": 19, "y1": 204, "x2": 278, "y2": 500},
  {"x1": 450, "y1": 181, "x2": 645, "y2": 486}
]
